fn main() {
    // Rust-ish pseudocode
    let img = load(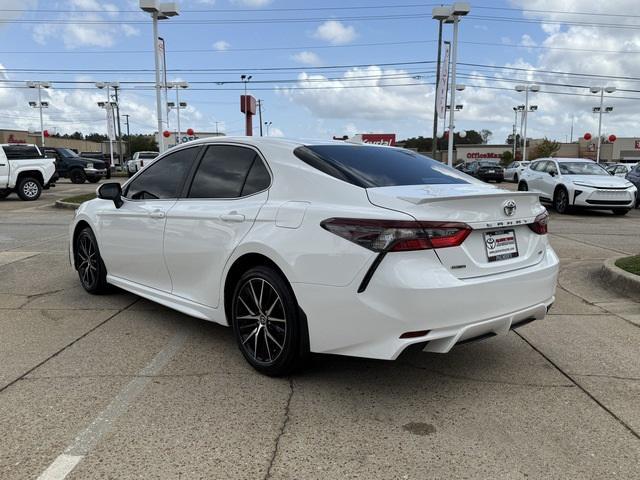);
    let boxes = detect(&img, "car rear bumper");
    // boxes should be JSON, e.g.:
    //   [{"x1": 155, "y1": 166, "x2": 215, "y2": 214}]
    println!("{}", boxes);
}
[{"x1": 292, "y1": 245, "x2": 559, "y2": 360}]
